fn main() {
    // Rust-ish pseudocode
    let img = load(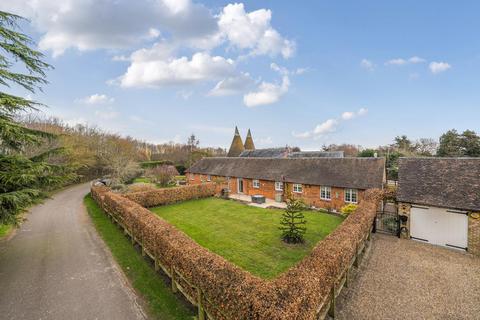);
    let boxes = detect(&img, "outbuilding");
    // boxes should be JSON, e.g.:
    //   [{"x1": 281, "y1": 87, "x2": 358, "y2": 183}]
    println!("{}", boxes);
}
[{"x1": 397, "y1": 158, "x2": 480, "y2": 255}]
